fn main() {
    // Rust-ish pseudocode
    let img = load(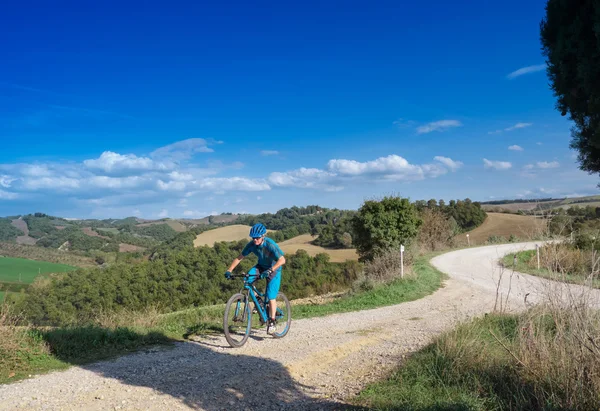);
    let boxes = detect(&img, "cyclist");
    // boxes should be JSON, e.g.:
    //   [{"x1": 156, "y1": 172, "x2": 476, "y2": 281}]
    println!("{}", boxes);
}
[{"x1": 225, "y1": 223, "x2": 286, "y2": 334}]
